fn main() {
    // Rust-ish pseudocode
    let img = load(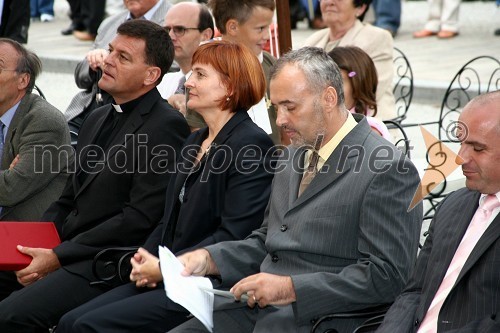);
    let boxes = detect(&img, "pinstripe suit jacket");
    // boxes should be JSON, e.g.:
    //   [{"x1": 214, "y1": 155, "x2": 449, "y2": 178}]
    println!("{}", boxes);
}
[
  {"x1": 206, "y1": 115, "x2": 423, "y2": 332},
  {"x1": 378, "y1": 188, "x2": 500, "y2": 333}
]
